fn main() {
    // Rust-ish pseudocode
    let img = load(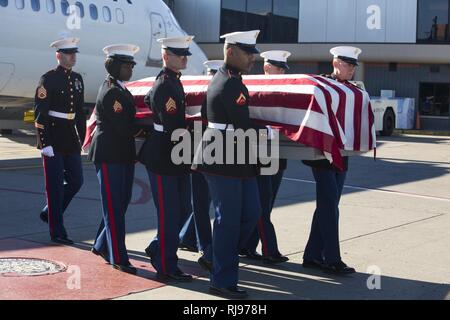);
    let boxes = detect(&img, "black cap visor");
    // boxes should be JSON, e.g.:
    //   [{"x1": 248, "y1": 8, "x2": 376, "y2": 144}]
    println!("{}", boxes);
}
[
  {"x1": 166, "y1": 47, "x2": 192, "y2": 56},
  {"x1": 337, "y1": 56, "x2": 358, "y2": 66},
  {"x1": 267, "y1": 59, "x2": 289, "y2": 70},
  {"x1": 110, "y1": 54, "x2": 137, "y2": 65},
  {"x1": 234, "y1": 42, "x2": 260, "y2": 54},
  {"x1": 58, "y1": 48, "x2": 79, "y2": 54}
]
